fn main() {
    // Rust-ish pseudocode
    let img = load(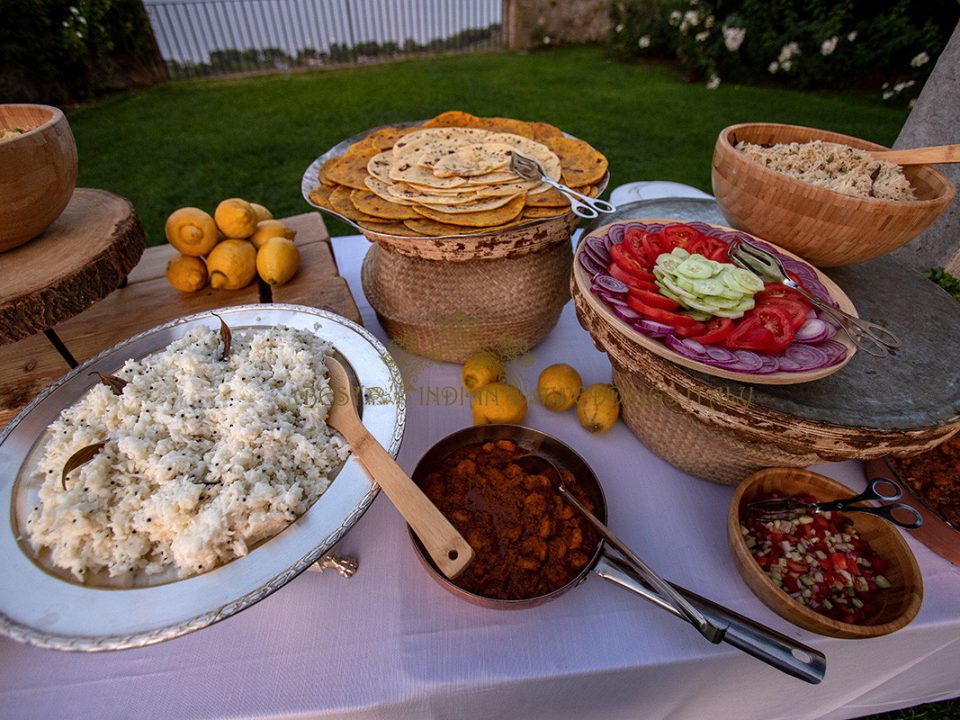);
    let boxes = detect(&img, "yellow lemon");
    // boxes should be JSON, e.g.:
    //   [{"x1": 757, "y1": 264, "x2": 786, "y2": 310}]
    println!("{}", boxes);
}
[
  {"x1": 256, "y1": 237, "x2": 300, "y2": 286},
  {"x1": 576, "y1": 383, "x2": 620, "y2": 434},
  {"x1": 537, "y1": 363, "x2": 582, "y2": 412},
  {"x1": 471, "y1": 382, "x2": 527, "y2": 425},
  {"x1": 214, "y1": 198, "x2": 259, "y2": 238},
  {"x1": 165, "y1": 254, "x2": 208, "y2": 293},
  {"x1": 461, "y1": 350, "x2": 504, "y2": 395},
  {"x1": 206, "y1": 239, "x2": 257, "y2": 290},
  {"x1": 250, "y1": 219, "x2": 296, "y2": 250},
  {"x1": 164, "y1": 207, "x2": 218, "y2": 257},
  {"x1": 250, "y1": 202, "x2": 273, "y2": 223}
]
